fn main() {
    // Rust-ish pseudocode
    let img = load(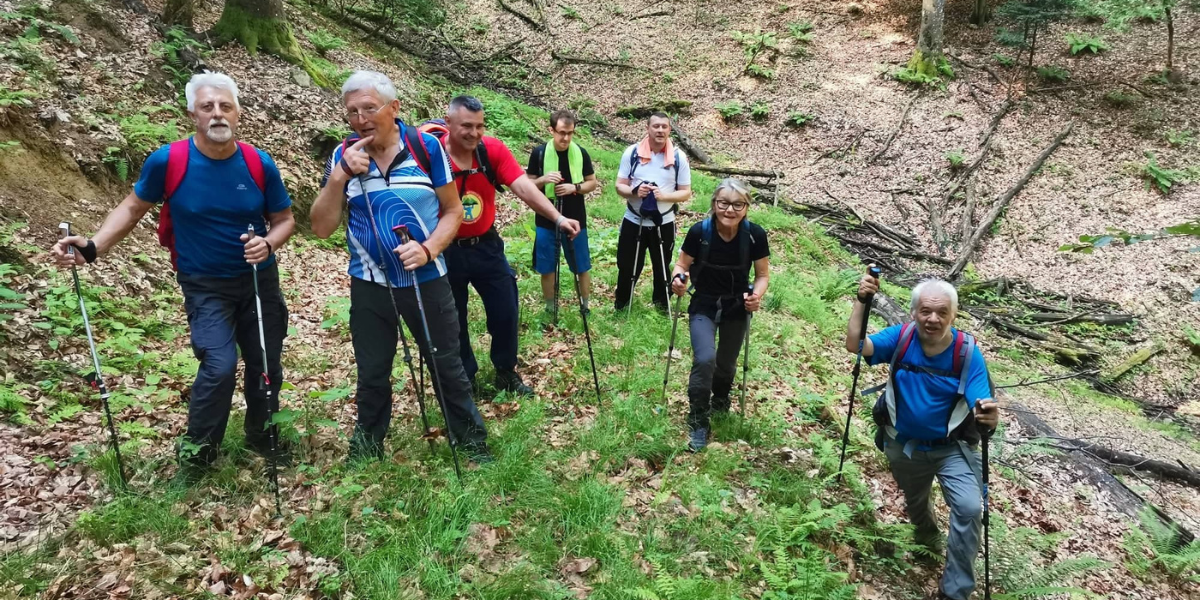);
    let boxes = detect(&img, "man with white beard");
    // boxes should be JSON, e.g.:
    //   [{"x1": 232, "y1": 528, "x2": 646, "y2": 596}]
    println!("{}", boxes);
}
[{"x1": 50, "y1": 72, "x2": 296, "y2": 476}]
